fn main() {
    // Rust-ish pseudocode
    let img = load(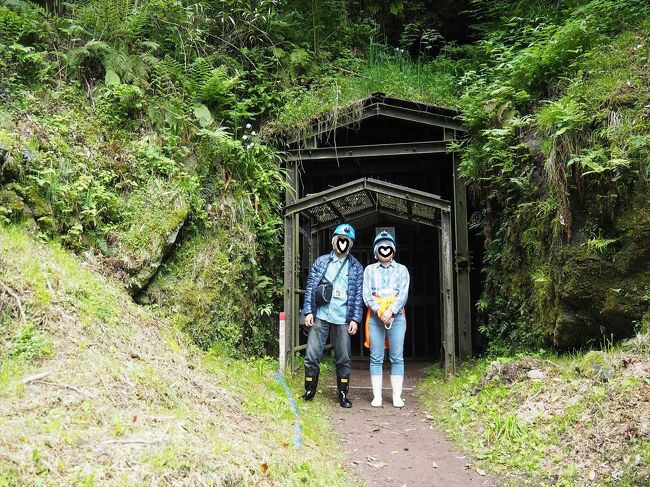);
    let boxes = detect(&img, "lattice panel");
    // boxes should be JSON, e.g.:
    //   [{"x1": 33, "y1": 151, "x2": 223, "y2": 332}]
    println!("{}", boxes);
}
[
  {"x1": 307, "y1": 203, "x2": 337, "y2": 223},
  {"x1": 411, "y1": 202, "x2": 437, "y2": 221},
  {"x1": 377, "y1": 193, "x2": 408, "y2": 214},
  {"x1": 333, "y1": 191, "x2": 374, "y2": 216}
]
